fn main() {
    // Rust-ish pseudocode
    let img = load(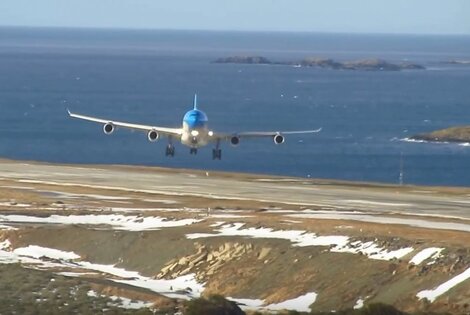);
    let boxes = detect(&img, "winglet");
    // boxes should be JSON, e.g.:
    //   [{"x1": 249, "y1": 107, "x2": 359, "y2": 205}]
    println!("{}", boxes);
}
[
  {"x1": 66, "y1": 108, "x2": 72, "y2": 116},
  {"x1": 193, "y1": 94, "x2": 198, "y2": 110}
]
